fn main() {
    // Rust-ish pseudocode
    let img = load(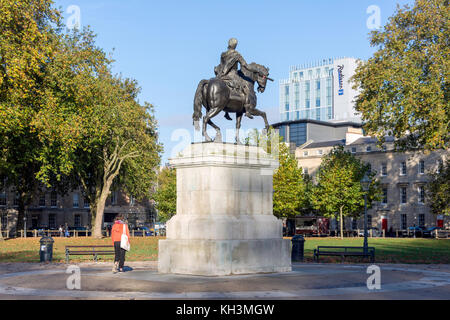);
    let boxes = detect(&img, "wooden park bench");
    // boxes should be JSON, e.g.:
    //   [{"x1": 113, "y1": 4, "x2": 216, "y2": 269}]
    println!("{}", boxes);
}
[
  {"x1": 65, "y1": 245, "x2": 115, "y2": 263},
  {"x1": 313, "y1": 246, "x2": 375, "y2": 263}
]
